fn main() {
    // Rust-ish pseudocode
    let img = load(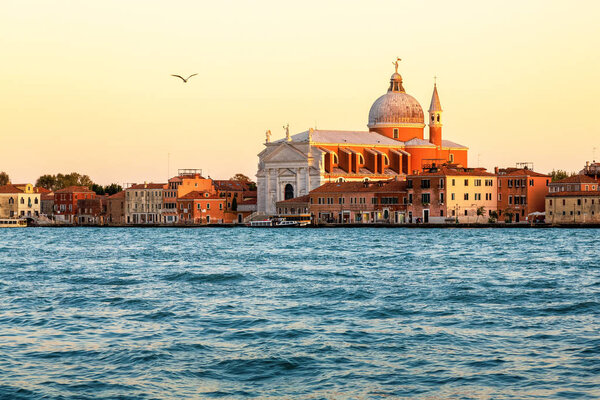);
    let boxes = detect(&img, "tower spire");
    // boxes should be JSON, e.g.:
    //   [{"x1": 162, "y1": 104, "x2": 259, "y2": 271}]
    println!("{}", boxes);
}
[{"x1": 428, "y1": 79, "x2": 443, "y2": 147}]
